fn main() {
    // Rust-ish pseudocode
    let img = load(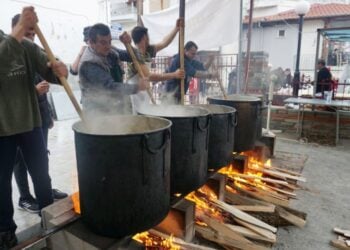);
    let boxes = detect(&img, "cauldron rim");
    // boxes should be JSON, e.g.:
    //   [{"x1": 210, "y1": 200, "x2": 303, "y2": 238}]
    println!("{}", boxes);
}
[
  {"x1": 138, "y1": 105, "x2": 210, "y2": 119},
  {"x1": 72, "y1": 115, "x2": 172, "y2": 136},
  {"x1": 190, "y1": 104, "x2": 236, "y2": 115},
  {"x1": 208, "y1": 94, "x2": 260, "y2": 102}
]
